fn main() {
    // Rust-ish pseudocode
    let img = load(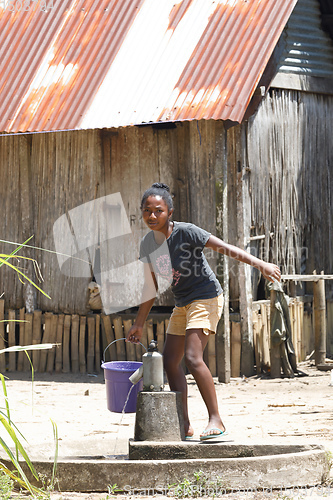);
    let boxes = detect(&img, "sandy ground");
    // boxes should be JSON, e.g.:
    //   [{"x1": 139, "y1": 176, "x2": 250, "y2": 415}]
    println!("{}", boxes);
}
[{"x1": 2, "y1": 360, "x2": 333, "y2": 499}]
